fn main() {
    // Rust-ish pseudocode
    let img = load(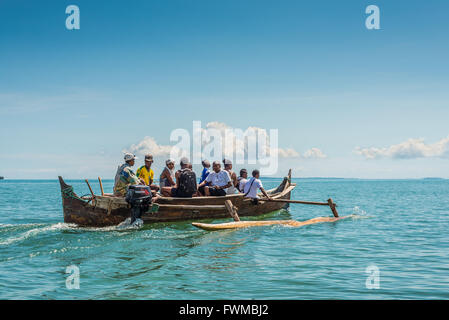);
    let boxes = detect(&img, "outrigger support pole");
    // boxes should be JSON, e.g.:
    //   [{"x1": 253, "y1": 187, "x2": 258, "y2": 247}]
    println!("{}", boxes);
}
[
  {"x1": 327, "y1": 198, "x2": 339, "y2": 217},
  {"x1": 225, "y1": 200, "x2": 240, "y2": 222},
  {"x1": 261, "y1": 198, "x2": 340, "y2": 218}
]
